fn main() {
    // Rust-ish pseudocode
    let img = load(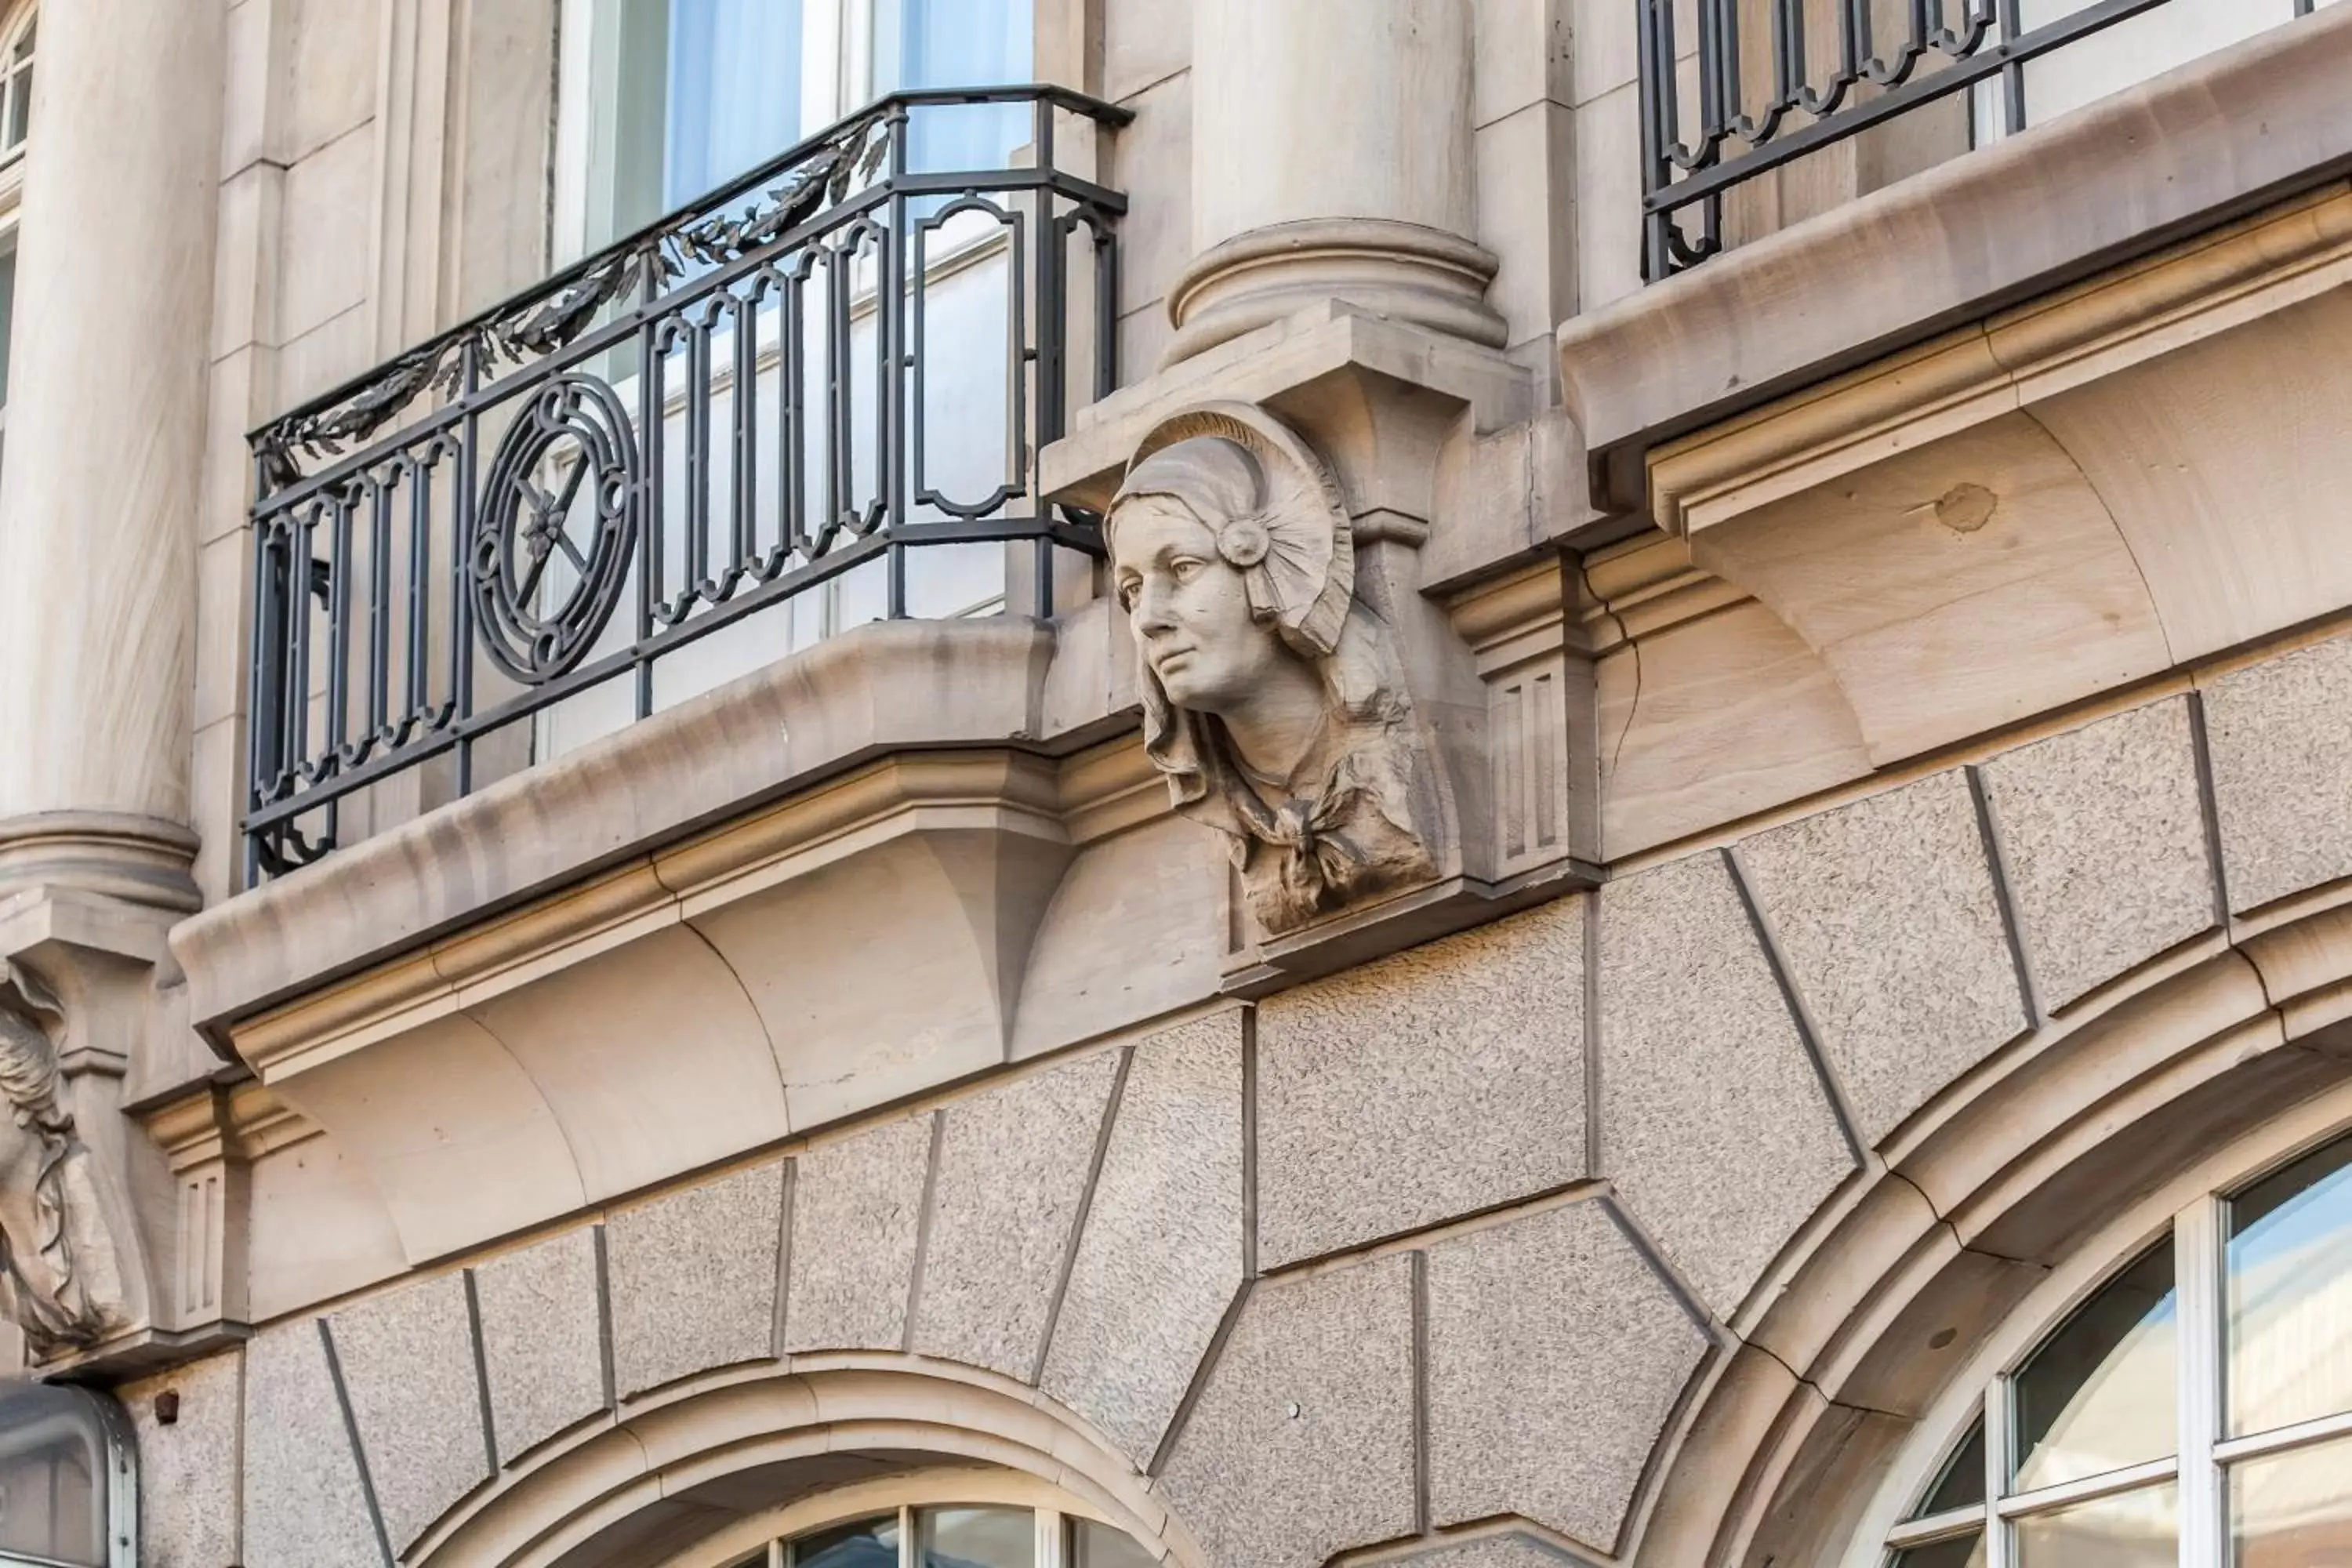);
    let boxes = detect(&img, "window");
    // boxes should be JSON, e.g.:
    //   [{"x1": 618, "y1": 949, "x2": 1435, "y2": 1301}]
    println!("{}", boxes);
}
[
  {"x1": 710, "y1": 1502, "x2": 1159, "y2": 1568},
  {"x1": 555, "y1": 0, "x2": 1034, "y2": 258},
  {"x1": 1884, "y1": 1131, "x2": 2352, "y2": 1566},
  {"x1": 0, "y1": 9, "x2": 29, "y2": 165}
]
